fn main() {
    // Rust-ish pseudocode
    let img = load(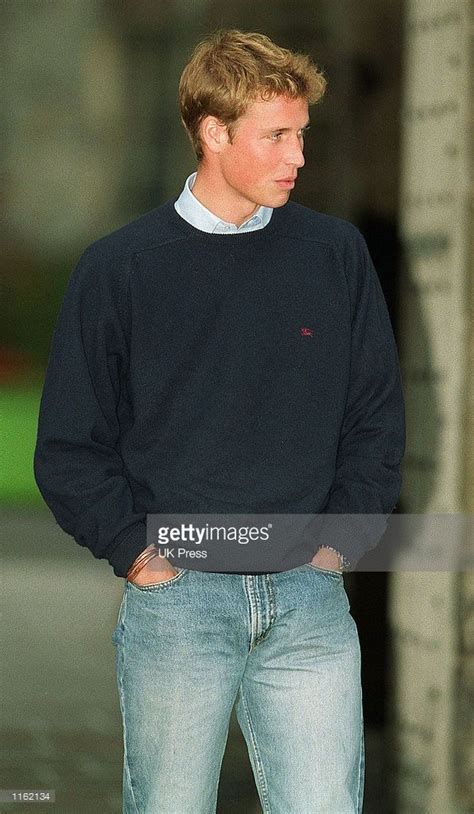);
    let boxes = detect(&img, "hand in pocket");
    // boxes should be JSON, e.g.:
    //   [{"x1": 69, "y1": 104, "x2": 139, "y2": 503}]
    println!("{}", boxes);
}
[{"x1": 129, "y1": 556, "x2": 178, "y2": 587}]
